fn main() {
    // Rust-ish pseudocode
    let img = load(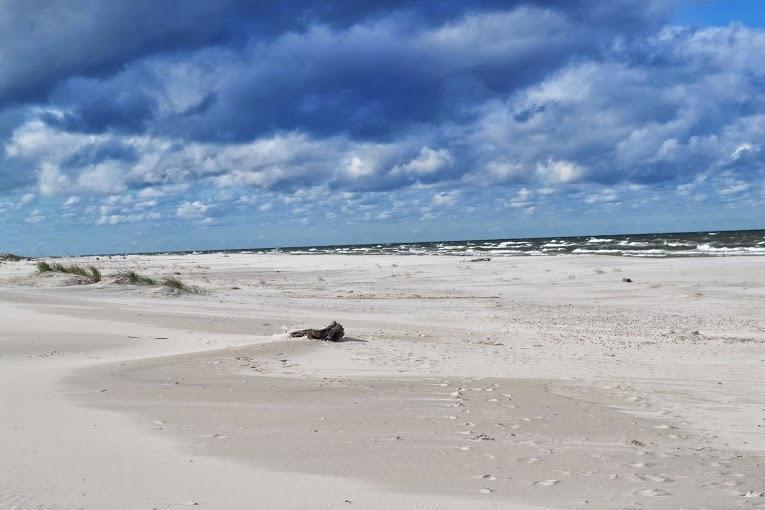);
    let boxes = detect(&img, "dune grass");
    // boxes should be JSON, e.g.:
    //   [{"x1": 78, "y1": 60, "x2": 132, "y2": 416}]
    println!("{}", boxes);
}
[
  {"x1": 0, "y1": 253, "x2": 22, "y2": 262},
  {"x1": 161, "y1": 276, "x2": 202, "y2": 294},
  {"x1": 162, "y1": 276, "x2": 190, "y2": 291},
  {"x1": 115, "y1": 270, "x2": 202, "y2": 294},
  {"x1": 36, "y1": 260, "x2": 101, "y2": 283},
  {"x1": 35, "y1": 263, "x2": 200, "y2": 293},
  {"x1": 115, "y1": 269, "x2": 157, "y2": 286}
]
